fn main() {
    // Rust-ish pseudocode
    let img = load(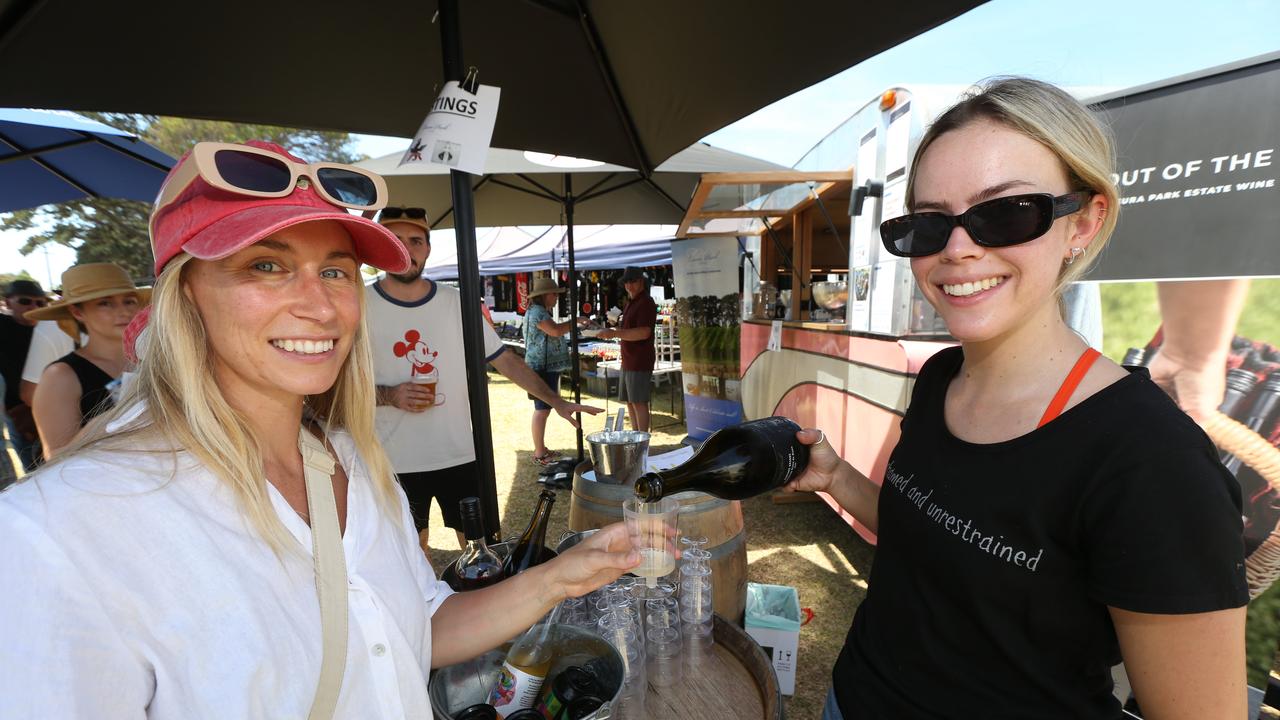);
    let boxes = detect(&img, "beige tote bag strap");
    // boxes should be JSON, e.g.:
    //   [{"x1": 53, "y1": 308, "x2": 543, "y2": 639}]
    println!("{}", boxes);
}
[{"x1": 299, "y1": 428, "x2": 348, "y2": 720}]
